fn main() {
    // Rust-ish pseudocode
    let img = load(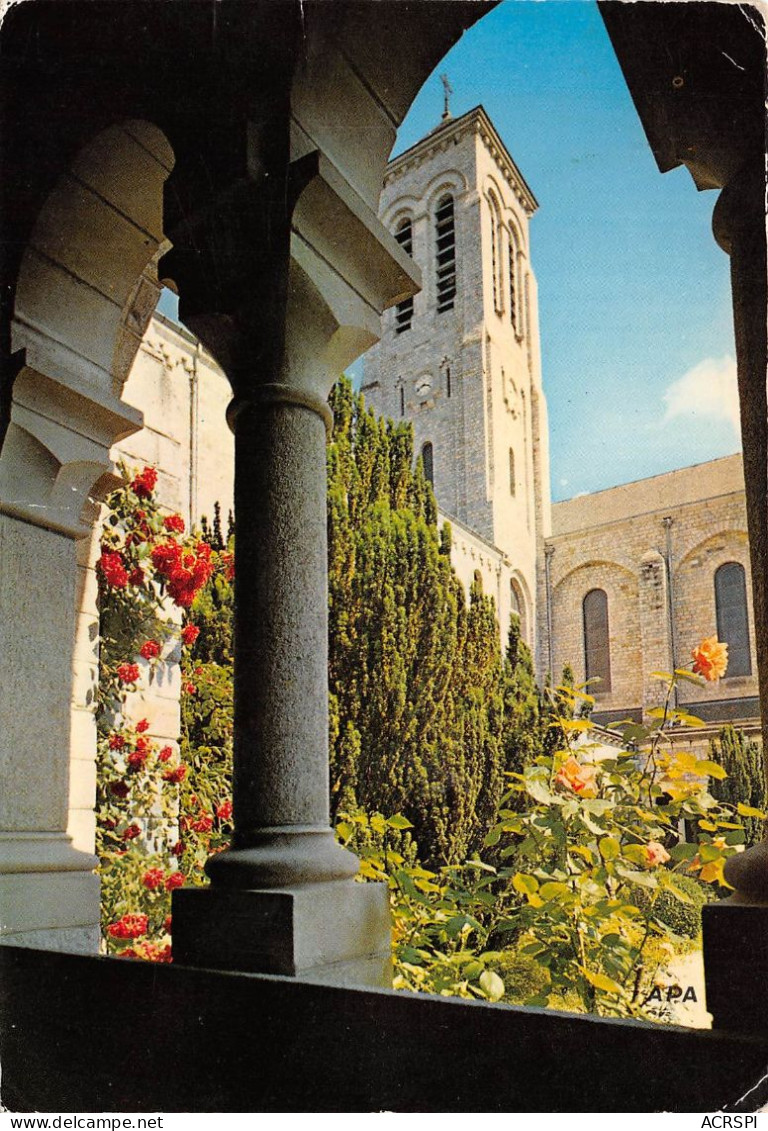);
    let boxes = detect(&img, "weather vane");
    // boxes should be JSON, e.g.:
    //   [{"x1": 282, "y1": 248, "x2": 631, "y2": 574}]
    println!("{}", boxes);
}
[{"x1": 440, "y1": 73, "x2": 453, "y2": 121}]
